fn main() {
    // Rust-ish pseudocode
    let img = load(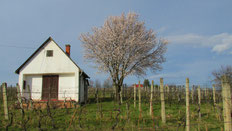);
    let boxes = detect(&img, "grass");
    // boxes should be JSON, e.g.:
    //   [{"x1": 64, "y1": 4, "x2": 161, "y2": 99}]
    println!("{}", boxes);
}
[{"x1": 0, "y1": 96, "x2": 224, "y2": 131}]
